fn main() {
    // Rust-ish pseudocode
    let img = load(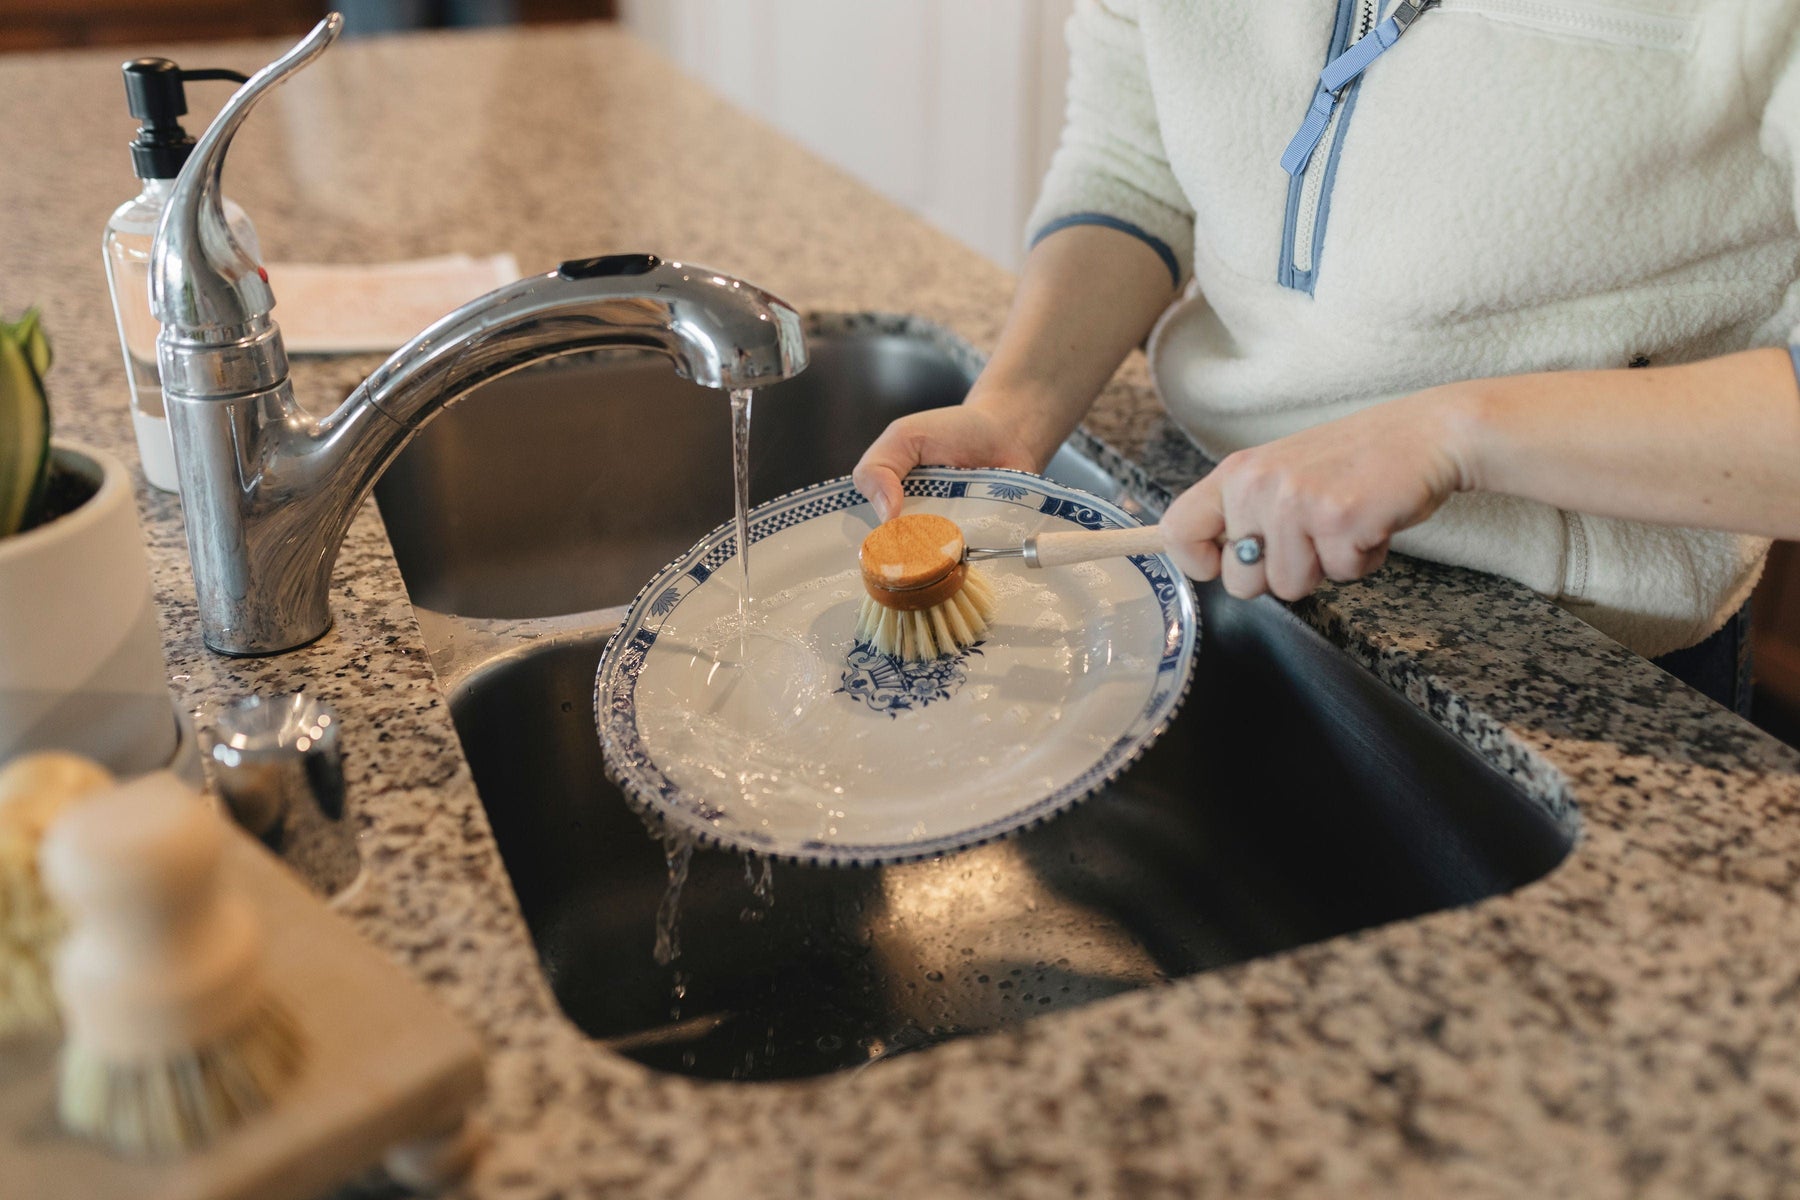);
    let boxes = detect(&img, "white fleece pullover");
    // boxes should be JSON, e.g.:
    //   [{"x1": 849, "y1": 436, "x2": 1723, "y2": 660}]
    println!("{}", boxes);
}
[{"x1": 1030, "y1": 0, "x2": 1800, "y2": 657}]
